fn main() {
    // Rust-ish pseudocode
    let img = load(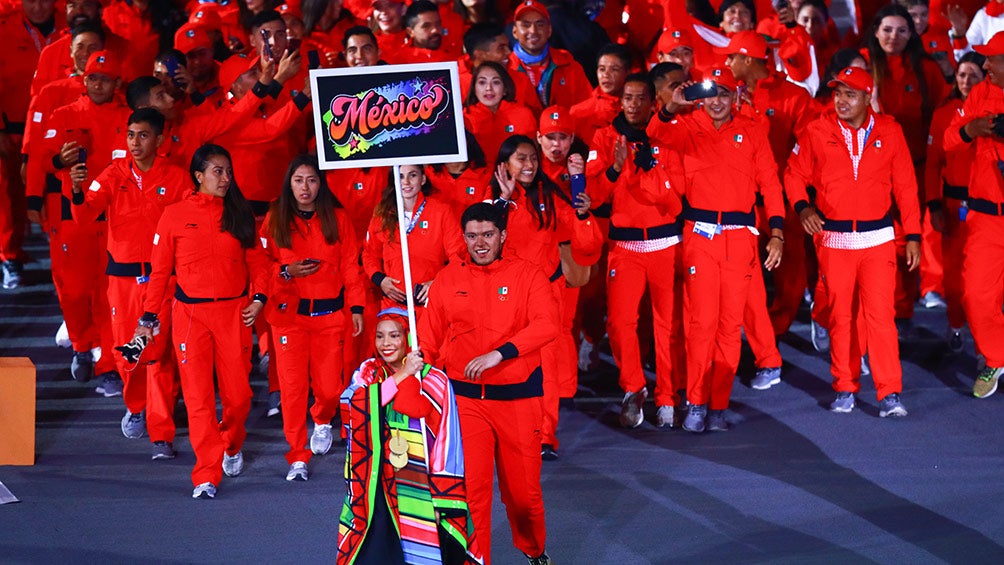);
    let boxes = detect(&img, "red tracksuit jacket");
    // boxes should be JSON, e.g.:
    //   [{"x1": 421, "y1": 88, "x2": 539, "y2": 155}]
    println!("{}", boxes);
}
[
  {"x1": 260, "y1": 207, "x2": 366, "y2": 325},
  {"x1": 362, "y1": 192, "x2": 464, "y2": 292},
  {"x1": 464, "y1": 100, "x2": 538, "y2": 164},
  {"x1": 507, "y1": 47, "x2": 591, "y2": 109},
  {"x1": 73, "y1": 156, "x2": 191, "y2": 266},
  {"x1": 144, "y1": 191, "x2": 270, "y2": 311},
  {"x1": 418, "y1": 253, "x2": 559, "y2": 387},
  {"x1": 647, "y1": 109, "x2": 786, "y2": 229},
  {"x1": 944, "y1": 79, "x2": 1004, "y2": 205},
  {"x1": 785, "y1": 110, "x2": 922, "y2": 238},
  {"x1": 925, "y1": 98, "x2": 972, "y2": 205},
  {"x1": 570, "y1": 88, "x2": 621, "y2": 145}
]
